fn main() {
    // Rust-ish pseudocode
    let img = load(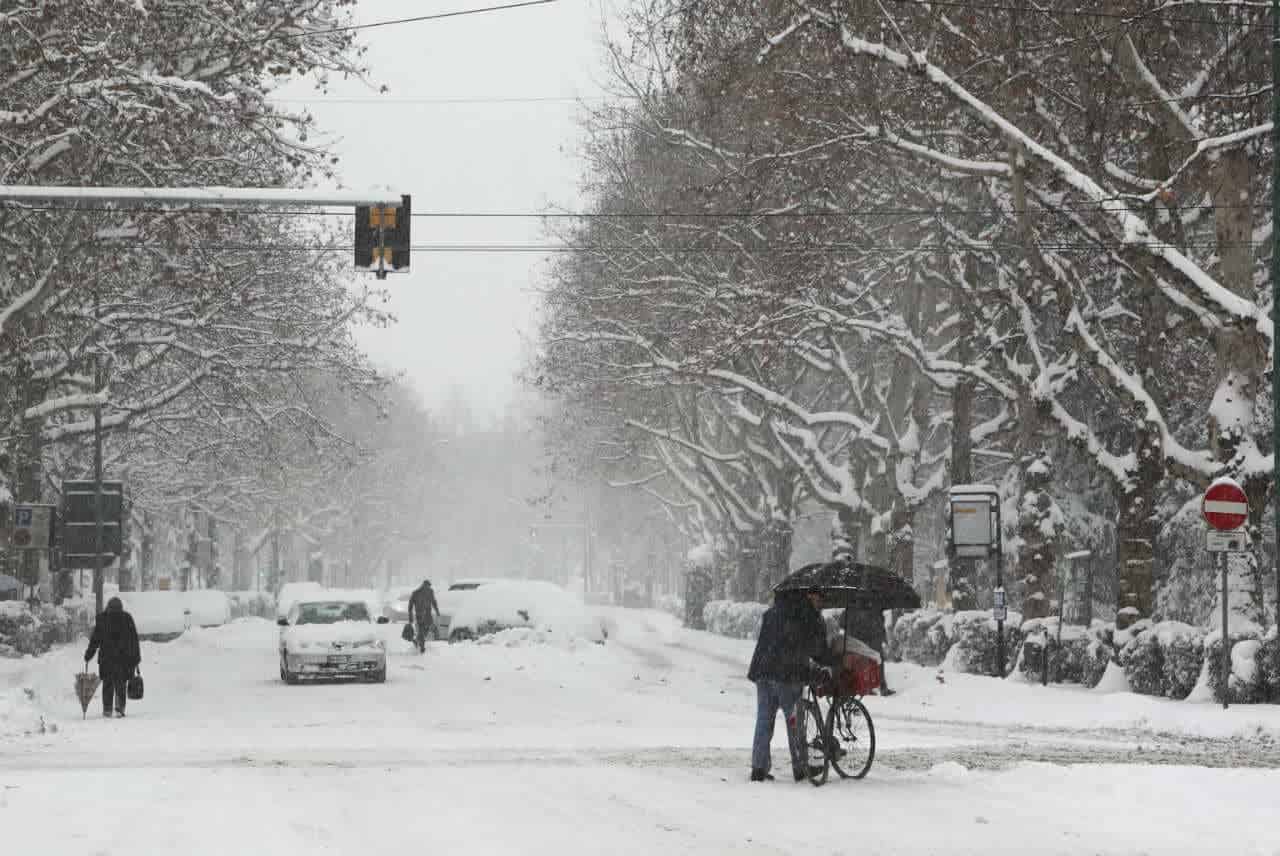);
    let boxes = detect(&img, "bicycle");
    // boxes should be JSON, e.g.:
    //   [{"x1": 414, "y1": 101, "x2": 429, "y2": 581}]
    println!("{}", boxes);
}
[{"x1": 796, "y1": 664, "x2": 877, "y2": 786}]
